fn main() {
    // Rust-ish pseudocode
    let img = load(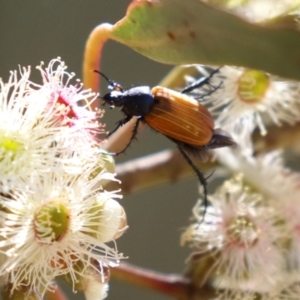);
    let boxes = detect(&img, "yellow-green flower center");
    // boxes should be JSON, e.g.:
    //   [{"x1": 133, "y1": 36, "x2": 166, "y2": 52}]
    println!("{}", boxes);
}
[
  {"x1": 237, "y1": 70, "x2": 270, "y2": 104},
  {"x1": 34, "y1": 201, "x2": 70, "y2": 243},
  {"x1": 0, "y1": 136, "x2": 24, "y2": 160}
]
